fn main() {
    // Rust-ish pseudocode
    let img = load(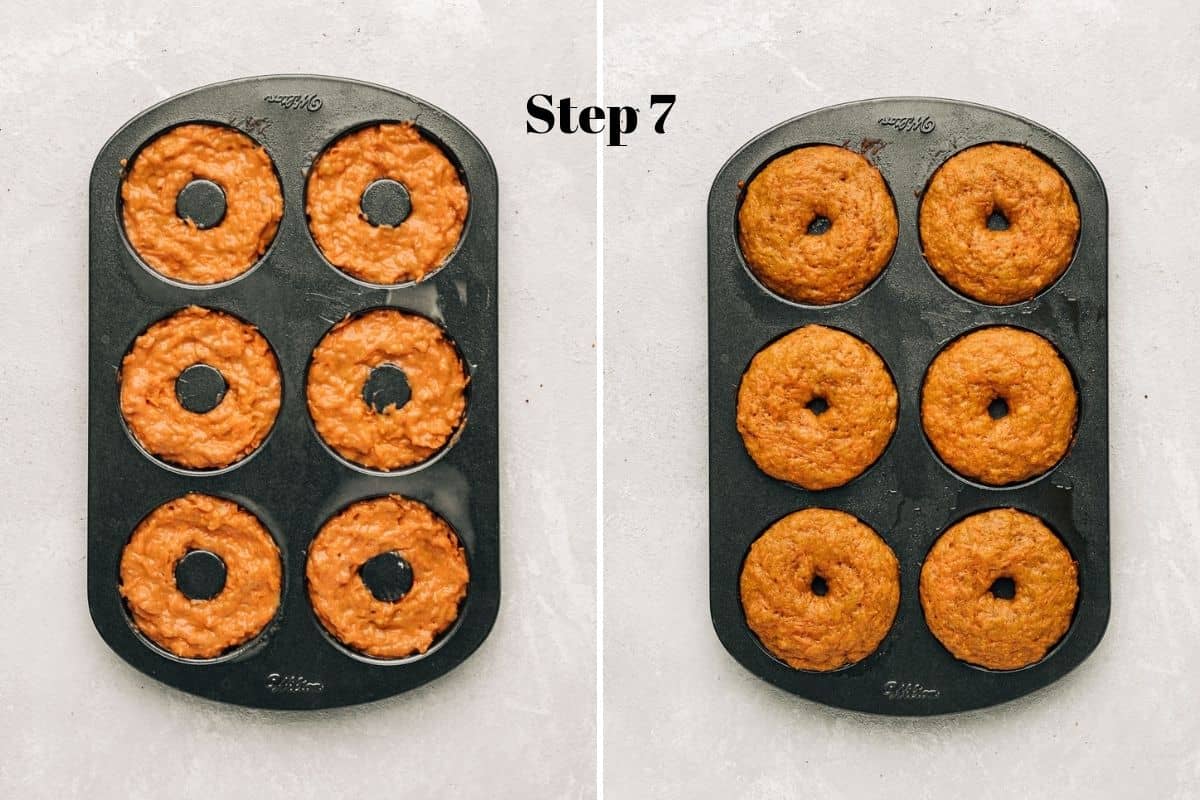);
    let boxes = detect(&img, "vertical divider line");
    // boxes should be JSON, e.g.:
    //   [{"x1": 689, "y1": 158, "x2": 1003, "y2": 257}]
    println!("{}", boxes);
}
[{"x1": 594, "y1": 0, "x2": 605, "y2": 796}]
